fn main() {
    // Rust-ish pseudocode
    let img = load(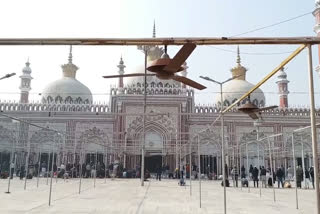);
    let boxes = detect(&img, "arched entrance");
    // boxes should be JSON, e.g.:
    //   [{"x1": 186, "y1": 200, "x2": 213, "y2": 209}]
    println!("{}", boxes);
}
[{"x1": 144, "y1": 131, "x2": 163, "y2": 173}]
